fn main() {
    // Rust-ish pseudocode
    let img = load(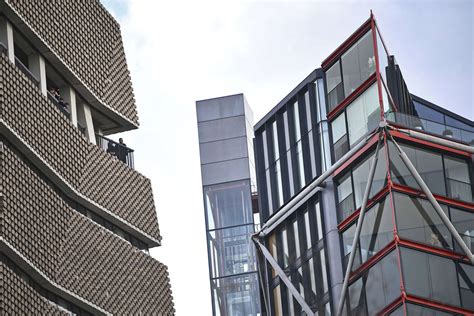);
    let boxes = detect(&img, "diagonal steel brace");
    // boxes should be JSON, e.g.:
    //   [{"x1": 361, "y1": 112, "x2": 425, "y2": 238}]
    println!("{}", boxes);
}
[
  {"x1": 252, "y1": 236, "x2": 316, "y2": 316},
  {"x1": 336, "y1": 136, "x2": 382, "y2": 316}
]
